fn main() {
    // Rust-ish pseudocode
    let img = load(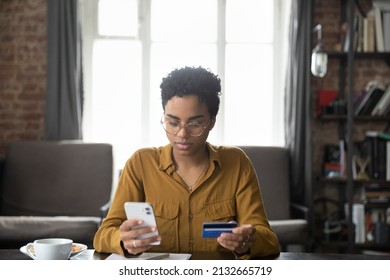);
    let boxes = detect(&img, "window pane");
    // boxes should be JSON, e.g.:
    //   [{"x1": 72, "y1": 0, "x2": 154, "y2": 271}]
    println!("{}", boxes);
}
[
  {"x1": 92, "y1": 40, "x2": 142, "y2": 166},
  {"x1": 224, "y1": 43, "x2": 273, "y2": 145},
  {"x1": 98, "y1": 0, "x2": 138, "y2": 36},
  {"x1": 148, "y1": 43, "x2": 217, "y2": 146},
  {"x1": 151, "y1": 0, "x2": 217, "y2": 42},
  {"x1": 226, "y1": 0, "x2": 273, "y2": 43}
]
